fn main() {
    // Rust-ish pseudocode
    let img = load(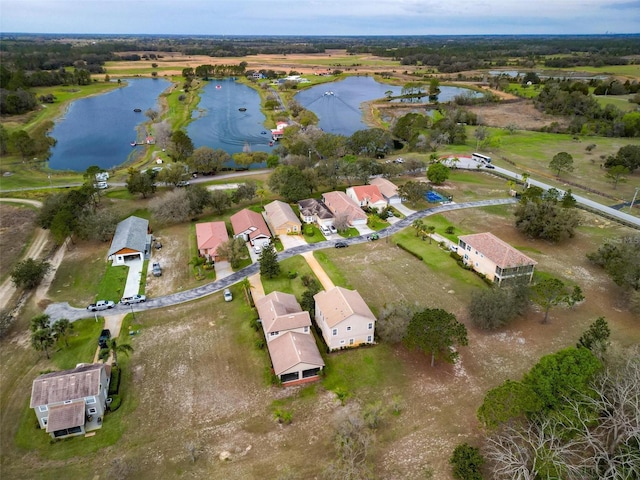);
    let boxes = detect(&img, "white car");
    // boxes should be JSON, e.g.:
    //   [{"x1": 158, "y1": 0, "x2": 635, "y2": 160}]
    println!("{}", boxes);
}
[
  {"x1": 253, "y1": 245, "x2": 262, "y2": 254},
  {"x1": 93, "y1": 181, "x2": 108, "y2": 189},
  {"x1": 321, "y1": 226, "x2": 331, "y2": 235},
  {"x1": 223, "y1": 288, "x2": 232, "y2": 302}
]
